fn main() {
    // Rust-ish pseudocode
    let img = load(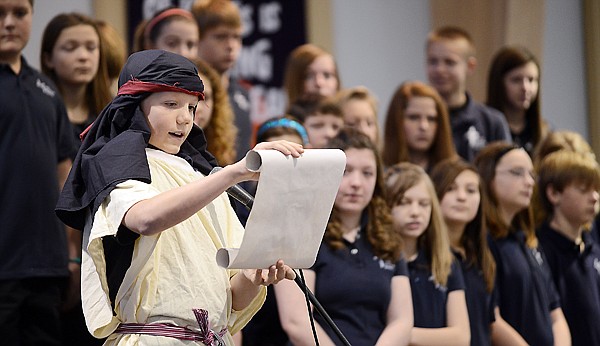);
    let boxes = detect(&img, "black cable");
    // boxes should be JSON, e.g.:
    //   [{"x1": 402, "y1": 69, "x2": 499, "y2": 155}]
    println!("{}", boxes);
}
[
  {"x1": 299, "y1": 269, "x2": 319, "y2": 346},
  {"x1": 293, "y1": 270, "x2": 351, "y2": 346}
]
